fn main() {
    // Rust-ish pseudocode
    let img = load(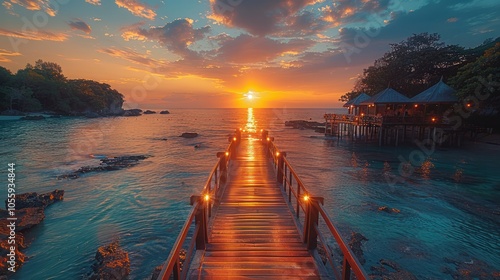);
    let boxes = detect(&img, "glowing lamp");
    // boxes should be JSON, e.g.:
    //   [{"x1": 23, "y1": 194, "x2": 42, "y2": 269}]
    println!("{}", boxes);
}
[
  {"x1": 225, "y1": 151, "x2": 229, "y2": 157},
  {"x1": 276, "y1": 152, "x2": 280, "y2": 157},
  {"x1": 204, "y1": 194, "x2": 210, "y2": 202},
  {"x1": 233, "y1": 137, "x2": 237, "y2": 141},
  {"x1": 266, "y1": 137, "x2": 270, "y2": 141},
  {"x1": 414, "y1": 104, "x2": 418, "y2": 108},
  {"x1": 303, "y1": 195, "x2": 310, "y2": 202},
  {"x1": 431, "y1": 117, "x2": 436, "y2": 122},
  {"x1": 467, "y1": 103, "x2": 471, "y2": 108}
]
